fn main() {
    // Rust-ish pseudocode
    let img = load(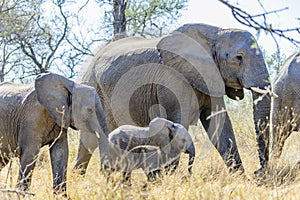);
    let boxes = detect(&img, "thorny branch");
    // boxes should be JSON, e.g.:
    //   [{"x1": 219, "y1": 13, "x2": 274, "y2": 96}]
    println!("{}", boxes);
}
[{"x1": 218, "y1": 0, "x2": 300, "y2": 47}]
